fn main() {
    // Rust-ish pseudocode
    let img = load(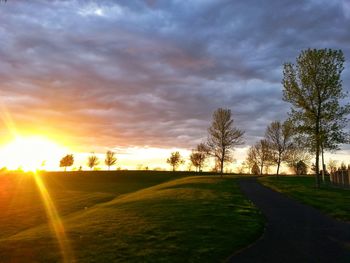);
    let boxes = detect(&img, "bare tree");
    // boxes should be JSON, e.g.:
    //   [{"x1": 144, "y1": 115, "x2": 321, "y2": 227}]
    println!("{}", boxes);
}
[
  {"x1": 265, "y1": 121, "x2": 294, "y2": 175},
  {"x1": 327, "y1": 159, "x2": 338, "y2": 176},
  {"x1": 286, "y1": 147, "x2": 311, "y2": 175},
  {"x1": 248, "y1": 140, "x2": 273, "y2": 175},
  {"x1": 87, "y1": 153, "x2": 99, "y2": 170},
  {"x1": 166, "y1": 151, "x2": 184, "y2": 171},
  {"x1": 245, "y1": 148, "x2": 257, "y2": 174},
  {"x1": 237, "y1": 161, "x2": 250, "y2": 174},
  {"x1": 207, "y1": 108, "x2": 244, "y2": 175},
  {"x1": 59, "y1": 154, "x2": 74, "y2": 172},
  {"x1": 105, "y1": 151, "x2": 117, "y2": 170},
  {"x1": 189, "y1": 143, "x2": 209, "y2": 172},
  {"x1": 251, "y1": 163, "x2": 260, "y2": 175}
]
